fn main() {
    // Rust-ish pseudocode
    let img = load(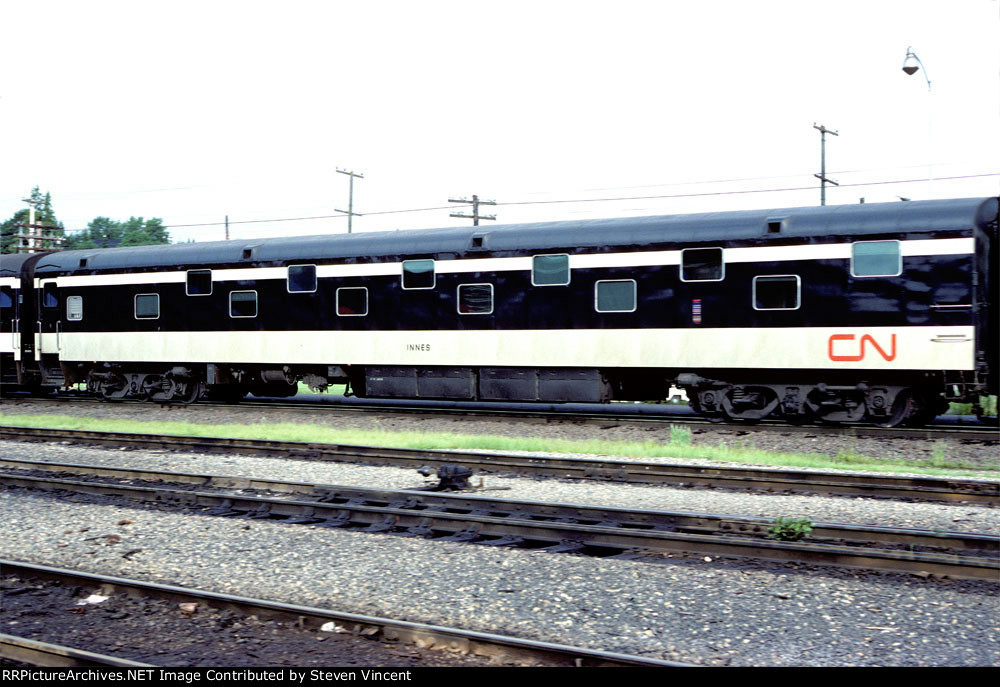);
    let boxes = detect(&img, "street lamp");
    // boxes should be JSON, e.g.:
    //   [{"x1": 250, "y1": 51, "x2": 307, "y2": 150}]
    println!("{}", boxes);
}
[
  {"x1": 901, "y1": 46, "x2": 931, "y2": 90},
  {"x1": 901, "y1": 46, "x2": 932, "y2": 196}
]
